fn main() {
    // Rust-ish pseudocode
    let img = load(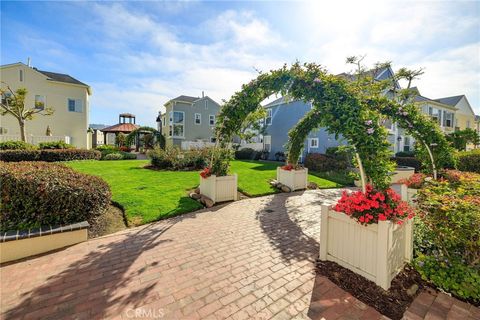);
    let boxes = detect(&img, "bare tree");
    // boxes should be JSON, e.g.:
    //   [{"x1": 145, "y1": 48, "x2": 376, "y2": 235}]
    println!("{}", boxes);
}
[{"x1": 0, "y1": 82, "x2": 54, "y2": 142}]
